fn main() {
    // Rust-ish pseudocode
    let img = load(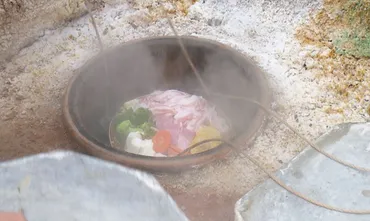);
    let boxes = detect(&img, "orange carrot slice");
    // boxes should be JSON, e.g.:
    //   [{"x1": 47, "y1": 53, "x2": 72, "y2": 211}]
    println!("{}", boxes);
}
[{"x1": 152, "y1": 130, "x2": 171, "y2": 154}]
